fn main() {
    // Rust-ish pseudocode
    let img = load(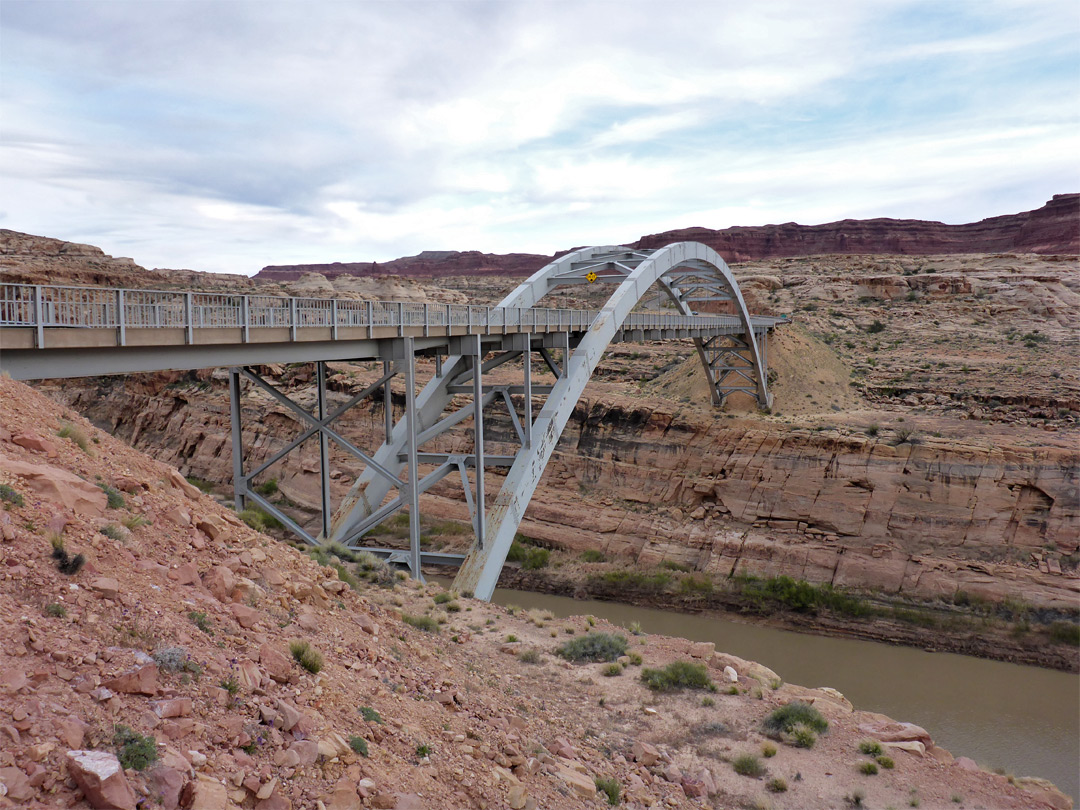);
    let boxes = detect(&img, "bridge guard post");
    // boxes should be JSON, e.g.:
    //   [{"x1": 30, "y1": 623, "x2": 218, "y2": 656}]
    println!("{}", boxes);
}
[
  {"x1": 403, "y1": 338, "x2": 424, "y2": 582},
  {"x1": 316, "y1": 361, "x2": 332, "y2": 538},
  {"x1": 229, "y1": 368, "x2": 246, "y2": 512},
  {"x1": 472, "y1": 334, "x2": 486, "y2": 549}
]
